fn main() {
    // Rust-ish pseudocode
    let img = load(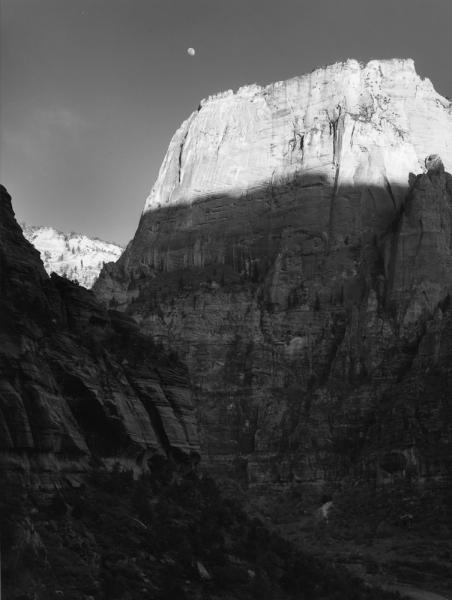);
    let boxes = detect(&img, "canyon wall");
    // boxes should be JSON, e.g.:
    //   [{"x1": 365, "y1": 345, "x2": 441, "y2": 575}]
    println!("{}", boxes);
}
[
  {"x1": 94, "y1": 59, "x2": 452, "y2": 506},
  {"x1": 0, "y1": 185, "x2": 199, "y2": 487}
]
